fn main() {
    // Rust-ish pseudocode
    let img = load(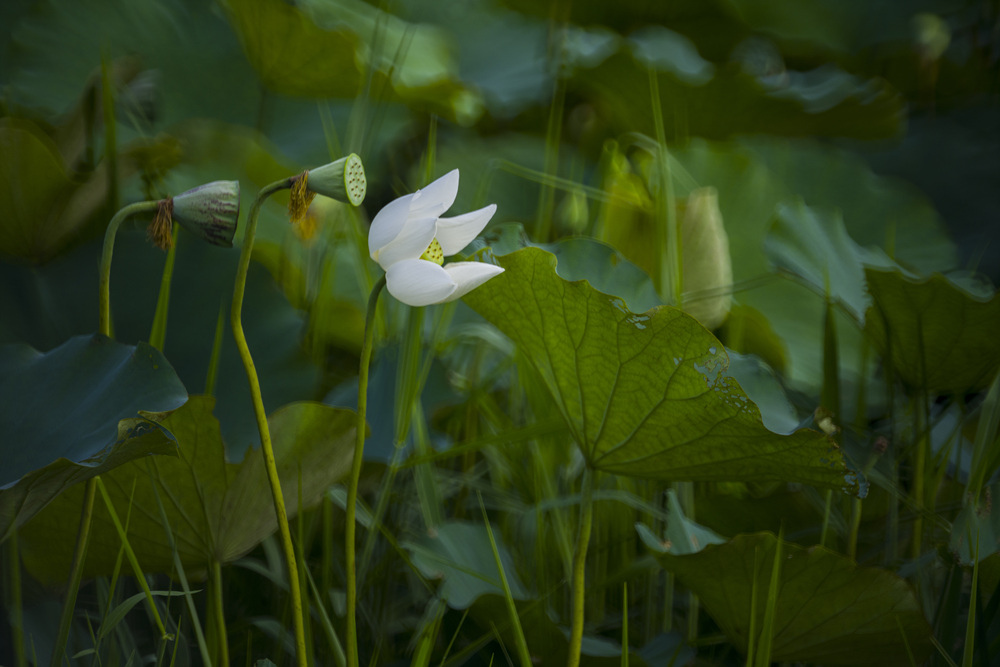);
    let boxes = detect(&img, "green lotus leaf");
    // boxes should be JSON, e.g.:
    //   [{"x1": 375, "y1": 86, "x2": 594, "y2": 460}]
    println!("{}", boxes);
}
[
  {"x1": 575, "y1": 51, "x2": 902, "y2": 142},
  {"x1": 18, "y1": 396, "x2": 355, "y2": 583},
  {"x1": 224, "y1": 0, "x2": 362, "y2": 98},
  {"x1": 463, "y1": 247, "x2": 858, "y2": 492},
  {"x1": 0, "y1": 119, "x2": 76, "y2": 262},
  {"x1": 0, "y1": 334, "x2": 187, "y2": 541},
  {"x1": 651, "y1": 532, "x2": 933, "y2": 666},
  {"x1": 865, "y1": 268, "x2": 1000, "y2": 394}
]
